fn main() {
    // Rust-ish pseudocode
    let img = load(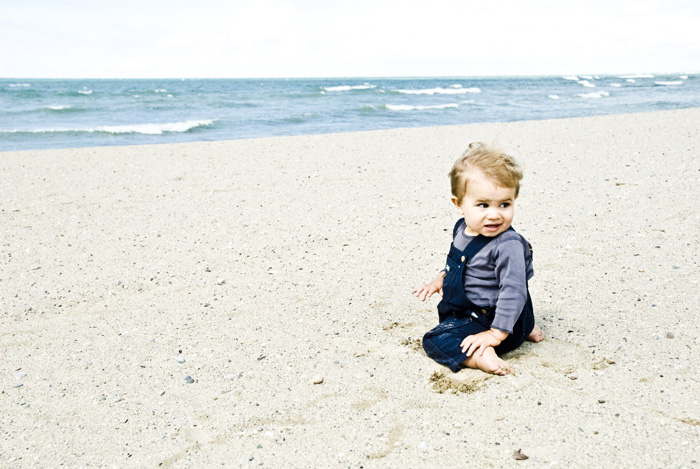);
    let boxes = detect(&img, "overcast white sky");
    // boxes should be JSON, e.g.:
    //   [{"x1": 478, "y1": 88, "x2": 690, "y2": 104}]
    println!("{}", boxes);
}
[{"x1": 1, "y1": 0, "x2": 698, "y2": 78}]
